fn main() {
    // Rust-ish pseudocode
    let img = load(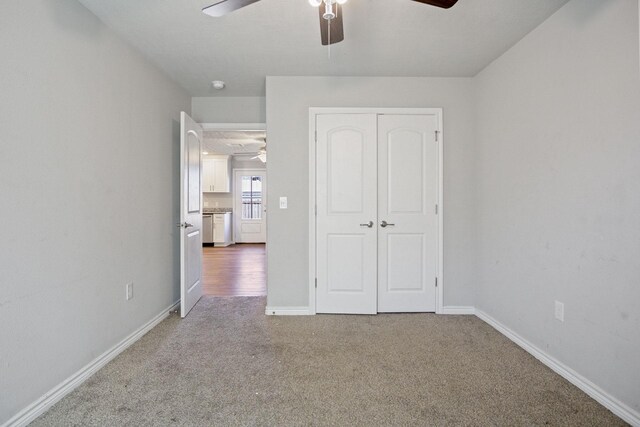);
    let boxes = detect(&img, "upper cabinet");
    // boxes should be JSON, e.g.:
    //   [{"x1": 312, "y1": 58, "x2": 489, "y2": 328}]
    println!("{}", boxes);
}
[{"x1": 203, "y1": 155, "x2": 230, "y2": 193}]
